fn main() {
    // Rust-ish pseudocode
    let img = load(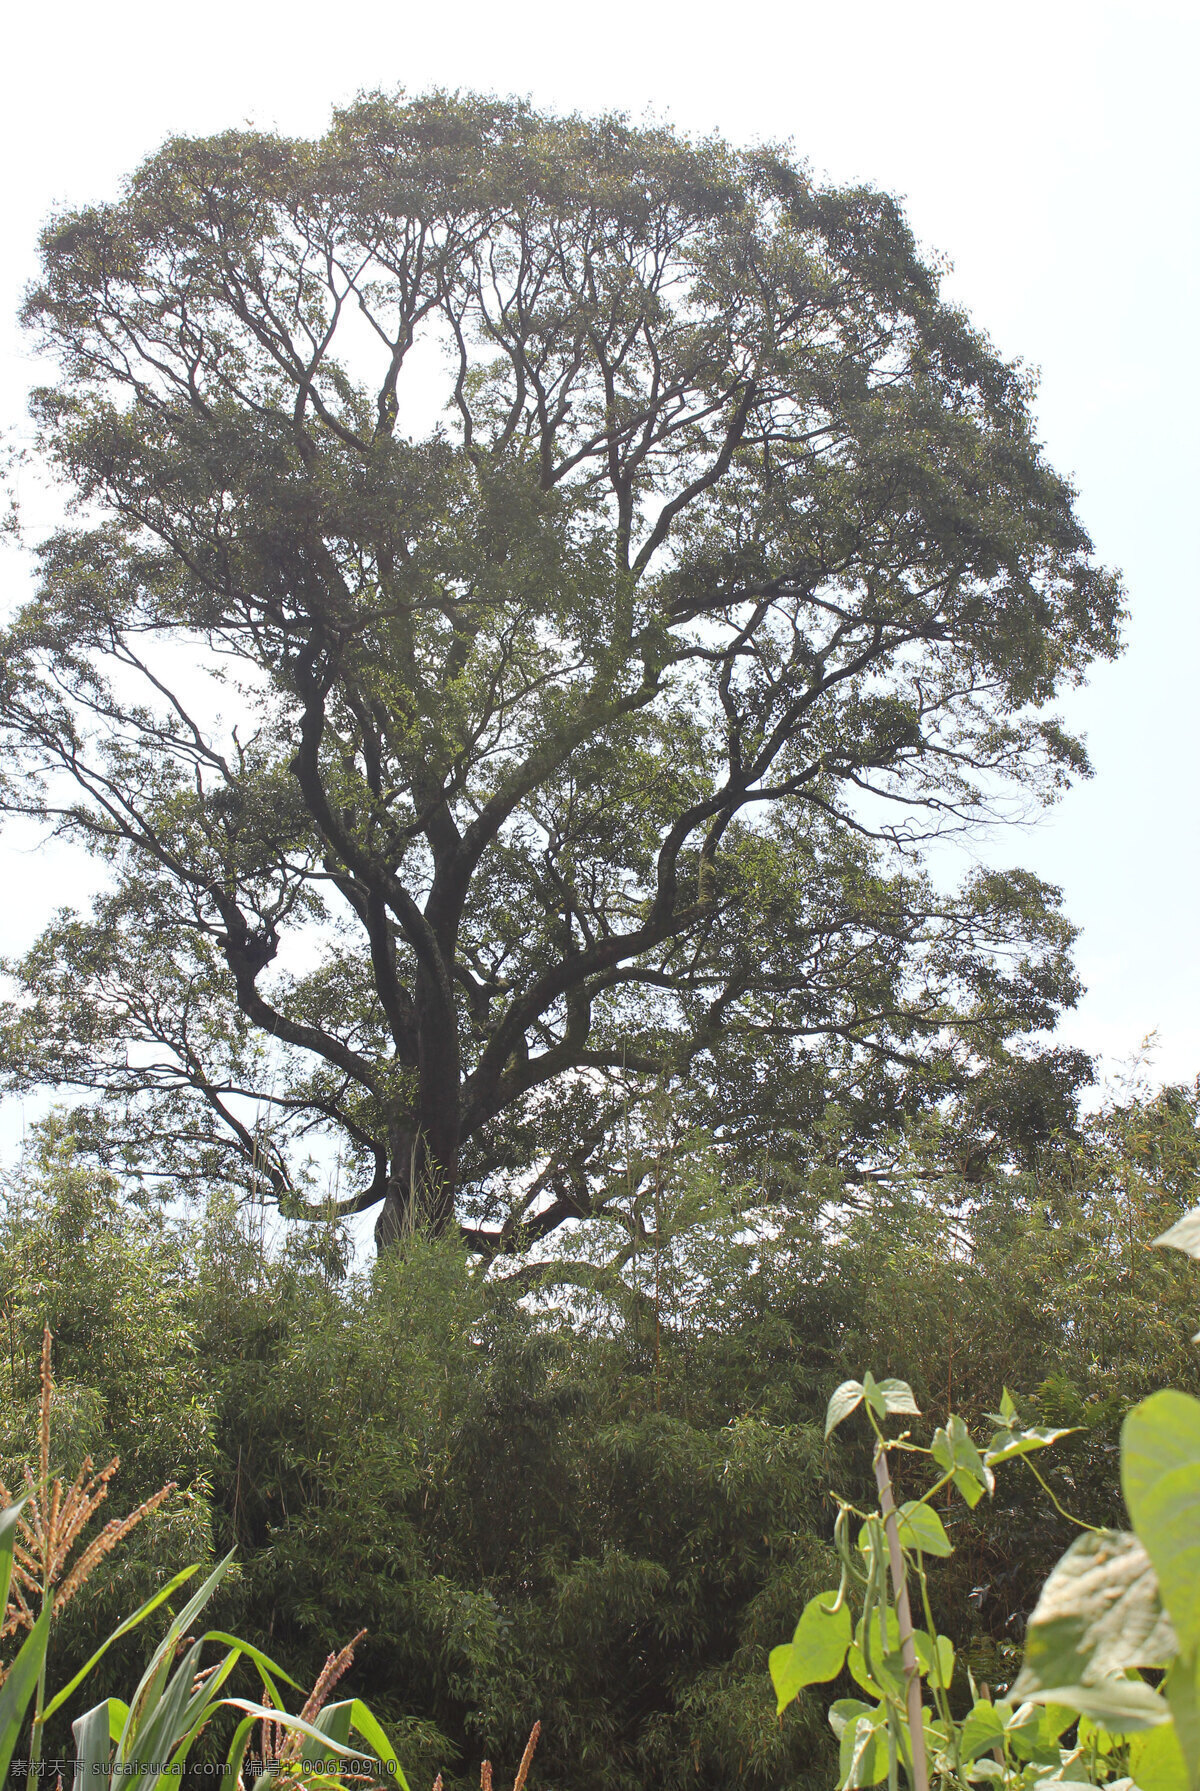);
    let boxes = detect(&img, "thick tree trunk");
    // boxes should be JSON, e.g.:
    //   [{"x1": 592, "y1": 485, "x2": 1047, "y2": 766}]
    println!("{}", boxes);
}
[
  {"x1": 374, "y1": 962, "x2": 460, "y2": 1249},
  {"x1": 372, "y1": 1129, "x2": 457, "y2": 1248}
]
